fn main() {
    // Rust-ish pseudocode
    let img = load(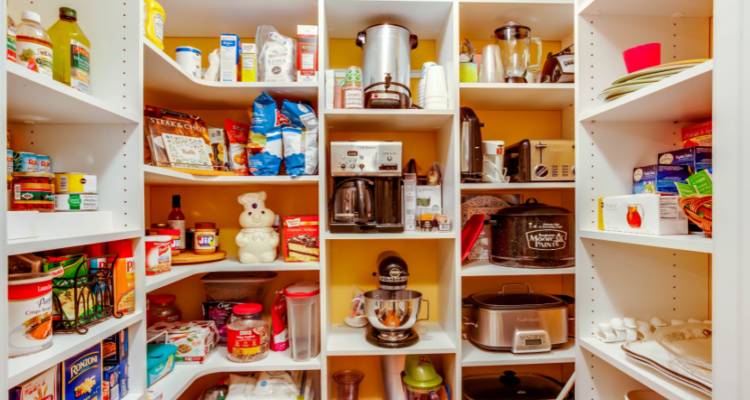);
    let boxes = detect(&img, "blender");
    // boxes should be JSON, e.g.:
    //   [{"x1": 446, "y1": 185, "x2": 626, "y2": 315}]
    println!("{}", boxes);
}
[
  {"x1": 494, "y1": 21, "x2": 543, "y2": 83},
  {"x1": 401, "y1": 355, "x2": 446, "y2": 400},
  {"x1": 364, "y1": 252, "x2": 429, "y2": 348}
]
